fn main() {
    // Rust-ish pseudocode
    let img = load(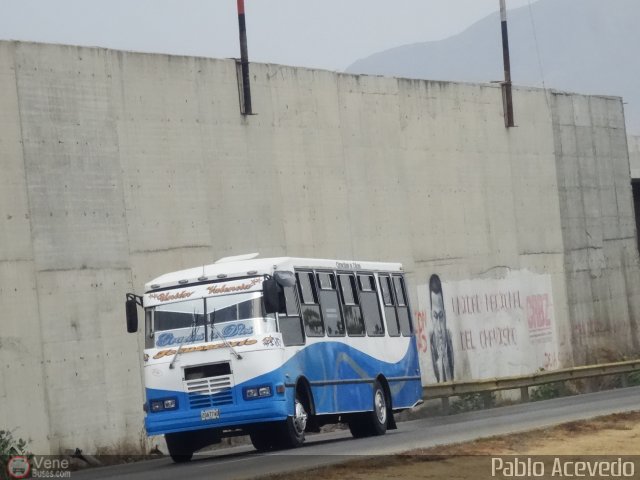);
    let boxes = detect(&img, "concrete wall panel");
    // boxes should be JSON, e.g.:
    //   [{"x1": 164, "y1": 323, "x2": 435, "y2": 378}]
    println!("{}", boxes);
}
[
  {"x1": 36, "y1": 268, "x2": 142, "y2": 452},
  {"x1": 14, "y1": 44, "x2": 129, "y2": 272},
  {"x1": 0, "y1": 261, "x2": 51, "y2": 454},
  {"x1": 115, "y1": 52, "x2": 216, "y2": 256},
  {"x1": 0, "y1": 43, "x2": 32, "y2": 262},
  {"x1": 0, "y1": 42, "x2": 51, "y2": 454},
  {"x1": 552, "y1": 93, "x2": 640, "y2": 364}
]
